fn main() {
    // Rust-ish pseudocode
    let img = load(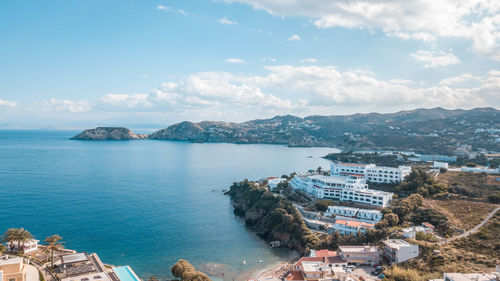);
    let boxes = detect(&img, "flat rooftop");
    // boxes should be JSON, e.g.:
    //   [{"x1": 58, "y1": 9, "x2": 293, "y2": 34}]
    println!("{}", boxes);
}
[
  {"x1": 384, "y1": 239, "x2": 413, "y2": 249},
  {"x1": 62, "y1": 253, "x2": 89, "y2": 264},
  {"x1": 338, "y1": 246, "x2": 379, "y2": 253},
  {"x1": 0, "y1": 256, "x2": 23, "y2": 265},
  {"x1": 61, "y1": 272, "x2": 112, "y2": 281}
]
